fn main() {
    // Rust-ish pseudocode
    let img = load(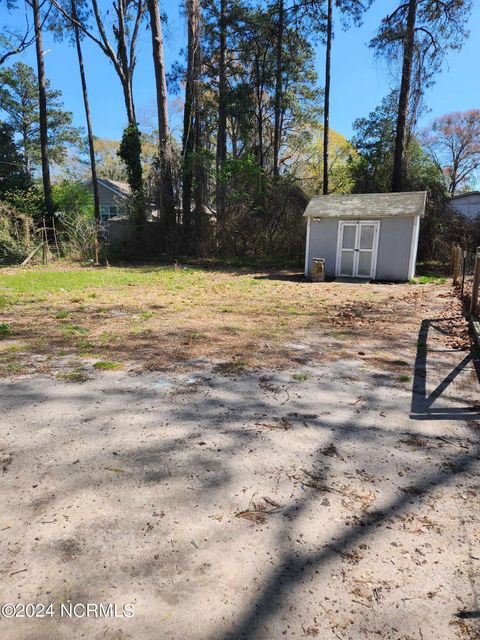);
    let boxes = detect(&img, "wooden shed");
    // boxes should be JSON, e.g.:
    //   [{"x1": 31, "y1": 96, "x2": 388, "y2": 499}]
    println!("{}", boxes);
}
[{"x1": 304, "y1": 191, "x2": 427, "y2": 282}]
